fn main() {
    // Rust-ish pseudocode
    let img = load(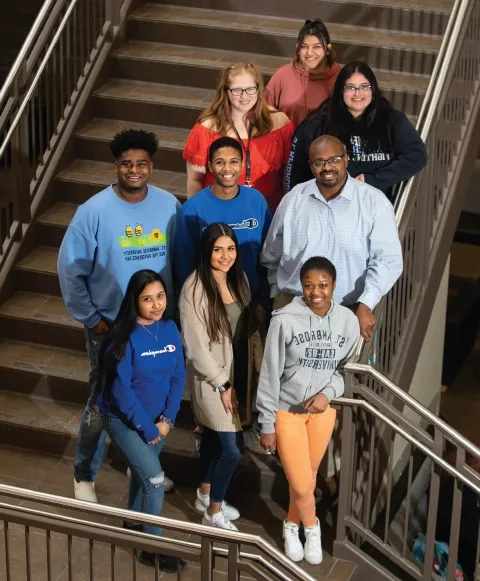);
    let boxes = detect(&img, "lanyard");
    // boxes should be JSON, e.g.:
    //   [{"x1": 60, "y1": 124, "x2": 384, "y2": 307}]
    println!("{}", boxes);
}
[{"x1": 232, "y1": 122, "x2": 254, "y2": 187}]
